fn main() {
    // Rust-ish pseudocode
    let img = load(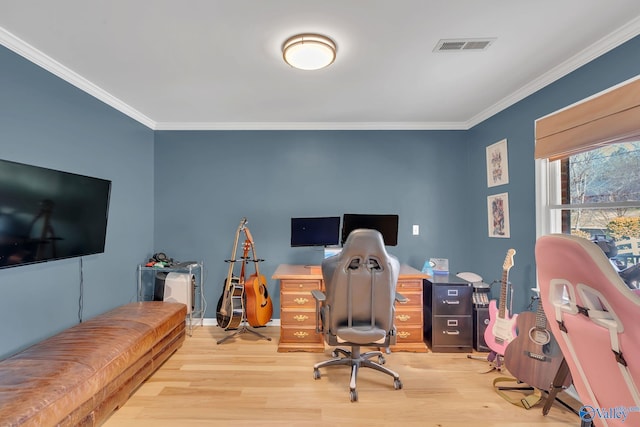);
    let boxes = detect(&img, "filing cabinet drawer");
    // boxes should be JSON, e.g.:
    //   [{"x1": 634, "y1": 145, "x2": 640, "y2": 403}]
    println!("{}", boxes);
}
[
  {"x1": 432, "y1": 316, "x2": 473, "y2": 348},
  {"x1": 433, "y1": 285, "x2": 472, "y2": 316}
]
